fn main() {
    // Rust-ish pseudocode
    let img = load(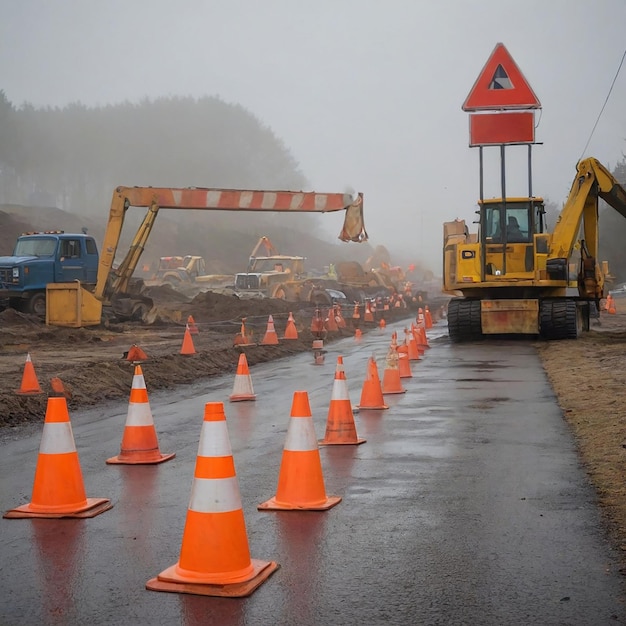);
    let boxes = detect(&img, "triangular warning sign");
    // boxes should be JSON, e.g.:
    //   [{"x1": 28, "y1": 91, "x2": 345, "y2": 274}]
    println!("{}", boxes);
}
[{"x1": 462, "y1": 43, "x2": 541, "y2": 111}]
